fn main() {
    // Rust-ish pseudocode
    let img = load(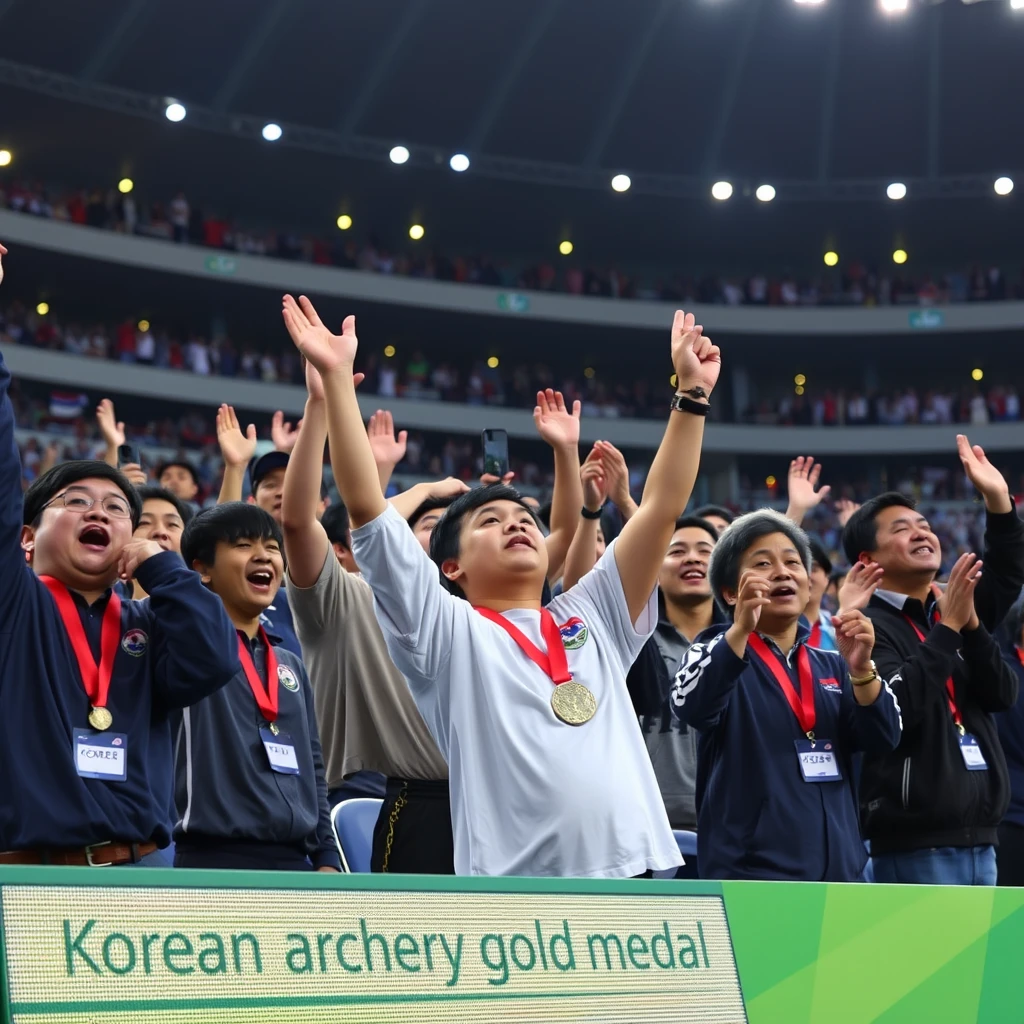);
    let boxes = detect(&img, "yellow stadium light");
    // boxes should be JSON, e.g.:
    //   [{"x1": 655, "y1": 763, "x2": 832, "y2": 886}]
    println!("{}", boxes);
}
[
  {"x1": 409, "y1": 224, "x2": 425, "y2": 241},
  {"x1": 36, "y1": 302, "x2": 49, "y2": 315},
  {"x1": 794, "y1": 373, "x2": 807, "y2": 386},
  {"x1": 118, "y1": 178, "x2": 134, "y2": 194},
  {"x1": 669, "y1": 373, "x2": 677, "y2": 387},
  {"x1": 971, "y1": 368, "x2": 984, "y2": 382},
  {"x1": 383, "y1": 345, "x2": 396, "y2": 358},
  {"x1": 766, "y1": 475, "x2": 777, "y2": 488},
  {"x1": 795, "y1": 385, "x2": 805, "y2": 396},
  {"x1": 138, "y1": 320, "x2": 150, "y2": 332},
  {"x1": 823, "y1": 251, "x2": 839, "y2": 267},
  {"x1": 584, "y1": 367, "x2": 596, "y2": 379},
  {"x1": 336, "y1": 214, "x2": 353, "y2": 231},
  {"x1": 487, "y1": 356, "x2": 499, "y2": 369},
  {"x1": 893, "y1": 249, "x2": 908, "y2": 265},
  {"x1": 559, "y1": 240, "x2": 573, "y2": 256},
  {"x1": 0, "y1": 149, "x2": 11, "y2": 167}
]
